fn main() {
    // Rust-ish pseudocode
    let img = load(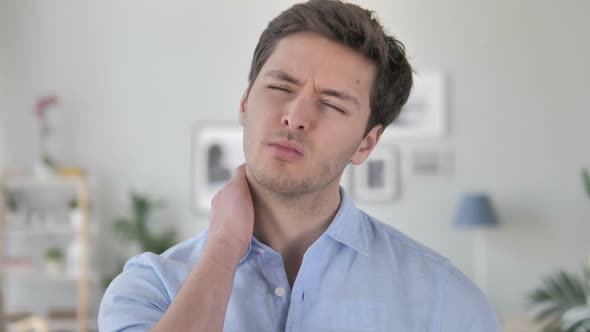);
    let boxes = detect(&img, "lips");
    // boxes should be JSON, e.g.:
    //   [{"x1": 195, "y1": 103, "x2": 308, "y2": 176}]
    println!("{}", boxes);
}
[
  {"x1": 268, "y1": 140, "x2": 304, "y2": 161},
  {"x1": 270, "y1": 141, "x2": 303, "y2": 155}
]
